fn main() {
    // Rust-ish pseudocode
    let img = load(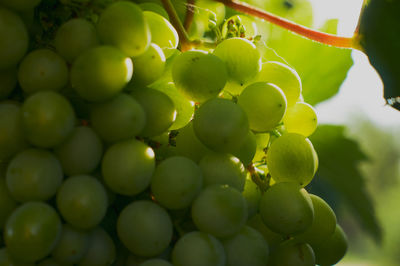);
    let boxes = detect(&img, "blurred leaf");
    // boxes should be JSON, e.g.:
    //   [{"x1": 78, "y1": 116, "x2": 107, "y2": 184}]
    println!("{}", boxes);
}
[
  {"x1": 358, "y1": 0, "x2": 400, "y2": 110},
  {"x1": 310, "y1": 125, "x2": 382, "y2": 243}
]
